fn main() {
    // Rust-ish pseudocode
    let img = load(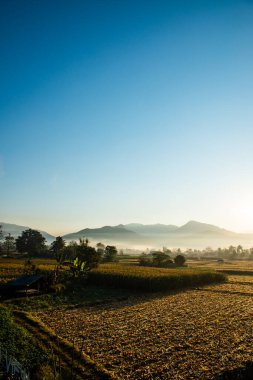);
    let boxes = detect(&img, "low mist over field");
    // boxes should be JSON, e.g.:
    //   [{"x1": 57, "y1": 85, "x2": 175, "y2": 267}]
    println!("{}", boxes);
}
[
  {"x1": 57, "y1": 221, "x2": 253, "y2": 249},
  {"x1": 2, "y1": 220, "x2": 253, "y2": 250}
]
